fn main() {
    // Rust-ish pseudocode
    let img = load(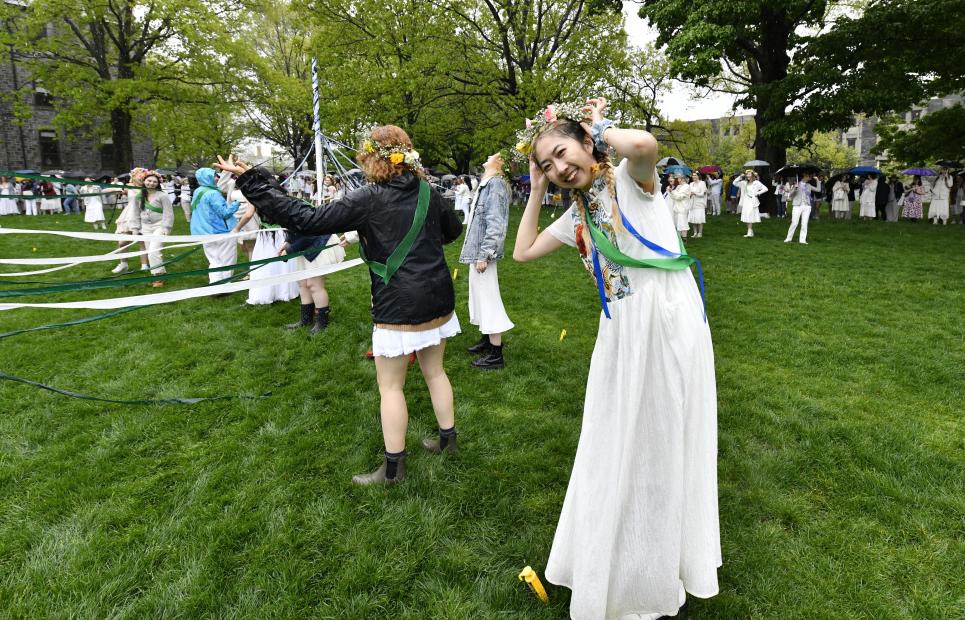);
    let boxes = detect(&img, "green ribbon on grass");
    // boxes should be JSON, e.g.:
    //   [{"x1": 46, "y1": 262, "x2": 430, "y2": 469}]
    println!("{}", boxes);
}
[{"x1": 0, "y1": 371, "x2": 271, "y2": 405}]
